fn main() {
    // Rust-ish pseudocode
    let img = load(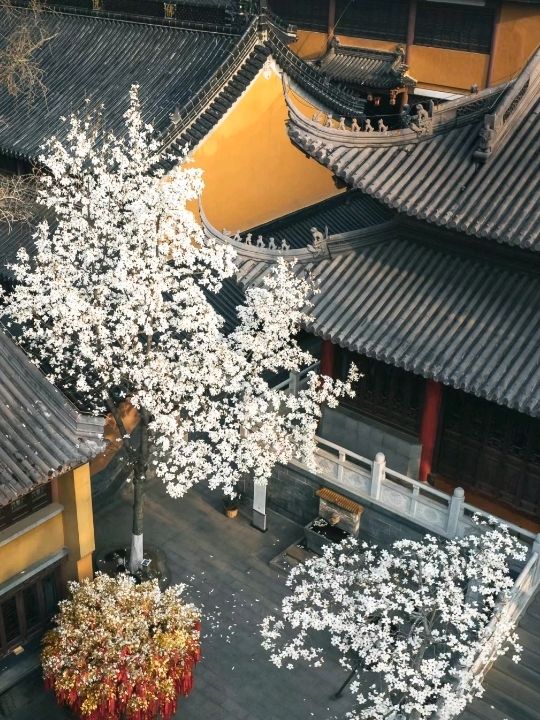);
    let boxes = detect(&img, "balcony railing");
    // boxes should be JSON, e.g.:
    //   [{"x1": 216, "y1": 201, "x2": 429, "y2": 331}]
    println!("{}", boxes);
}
[{"x1": 272, "y1": 362, "x2": 320, "y2": 394}]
